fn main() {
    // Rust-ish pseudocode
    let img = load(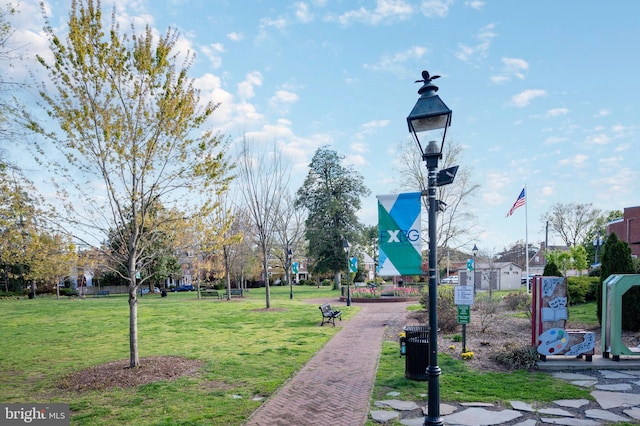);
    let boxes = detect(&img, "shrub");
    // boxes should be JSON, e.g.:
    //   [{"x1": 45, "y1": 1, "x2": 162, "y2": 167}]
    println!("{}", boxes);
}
[
  {"x1": 567, "y1": 276, "x2": 599, "y2": 305},
  {"x1": 491, "y1": 344, "x2": 538, "y2": 370},
  {"x1": 420, "y1": 285, "x2": 458, "y2": 333},
  {"x1": 543, "y1": 261, "x2": 562, "y2": 277},
  {"x1": 321, "y1": 279, "x2": 333, "y2": 287},
  {"x1": 503, "y1": 291, "x2": 530, "y2": 311},
  {"x1": 473, "y1": 292, "x2": 500, "y2": 333}
]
